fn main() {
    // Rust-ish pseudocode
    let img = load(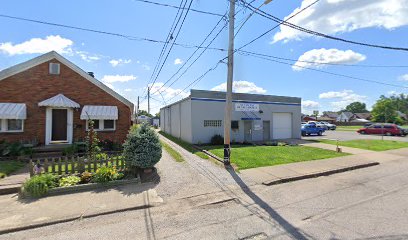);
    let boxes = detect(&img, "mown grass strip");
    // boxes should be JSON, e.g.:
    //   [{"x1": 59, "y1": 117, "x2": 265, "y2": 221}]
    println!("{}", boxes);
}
[
  {"x1": 161, "y1": 140, "x2": 184, "y2": 162},
  {"x1": 159, "y1": 131, "x2": 209, "y2": 159},
  {"x1": 0, "y1": 161, "x2": 26, "y2": 178}
]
